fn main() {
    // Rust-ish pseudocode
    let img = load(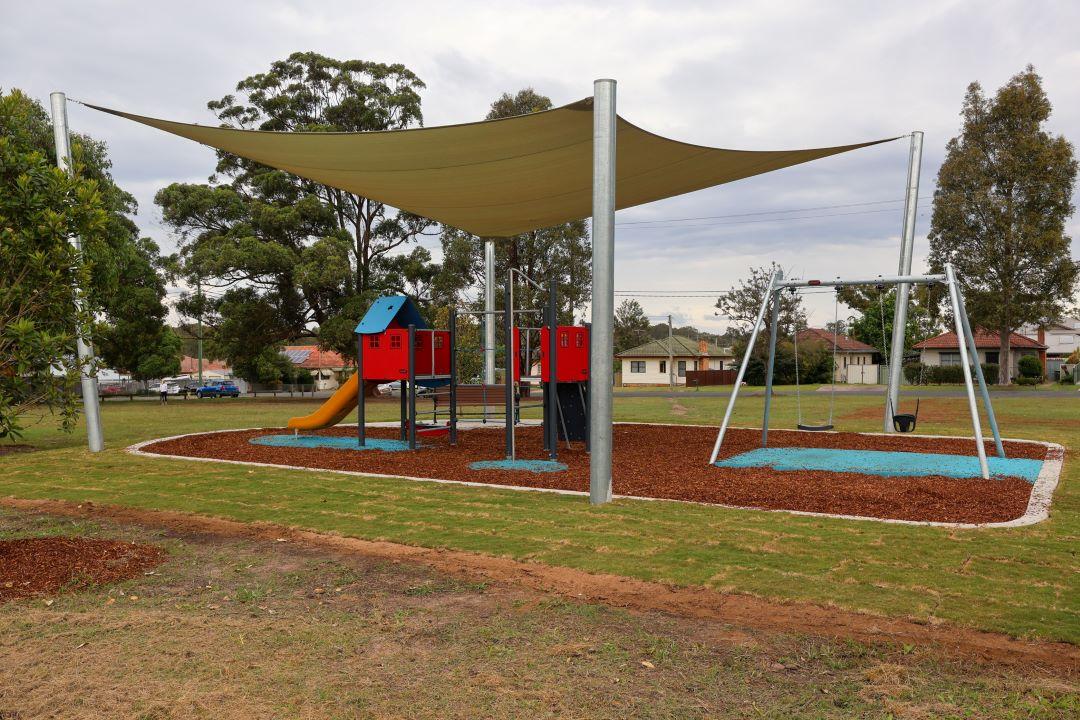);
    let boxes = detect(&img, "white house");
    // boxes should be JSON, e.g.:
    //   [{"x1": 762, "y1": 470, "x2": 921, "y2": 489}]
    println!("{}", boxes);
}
[
  {"x1": 617, "y1": 336, "x2": 734, "y2": 386},
  {"x1": 1018, "y1": 319, "x2": 1080, "y2": 379},
  {"x1": 913, "y1": 329, "x2": 1046, "y2": 379}
]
